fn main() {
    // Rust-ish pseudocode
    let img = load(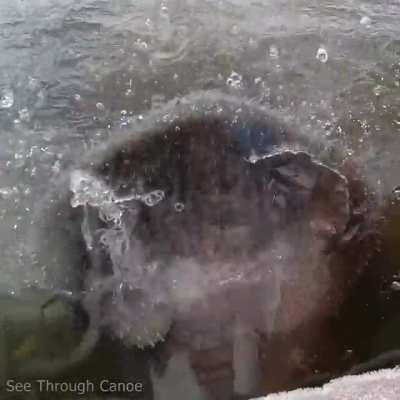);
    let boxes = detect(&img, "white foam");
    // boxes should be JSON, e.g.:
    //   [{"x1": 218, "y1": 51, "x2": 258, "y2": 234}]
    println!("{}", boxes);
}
[{"x1": 252, "y1": 368, "x2": 400, "y2": 400}]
